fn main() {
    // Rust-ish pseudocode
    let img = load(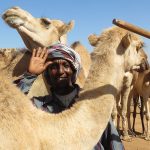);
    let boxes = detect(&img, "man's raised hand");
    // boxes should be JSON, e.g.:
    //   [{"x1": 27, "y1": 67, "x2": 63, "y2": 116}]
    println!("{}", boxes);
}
[{"x1": 28, "y1": 47, "x2": 52, "y2": 75}]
